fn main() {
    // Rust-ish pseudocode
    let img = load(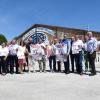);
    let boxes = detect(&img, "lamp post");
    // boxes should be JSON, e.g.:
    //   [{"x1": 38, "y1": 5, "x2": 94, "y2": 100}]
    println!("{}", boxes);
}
[
  {"x1": 87, "y1": 25, "x2": 90, "y2": 32},
  {"x1": 35, "y1": 27, "x2": 37, "y2": 44}
]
